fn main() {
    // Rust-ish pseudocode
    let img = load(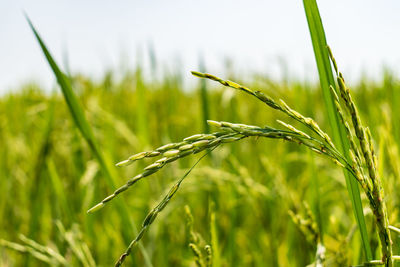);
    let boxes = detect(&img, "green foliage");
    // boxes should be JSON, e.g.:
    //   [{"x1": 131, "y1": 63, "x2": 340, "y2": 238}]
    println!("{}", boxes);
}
[{"x1": 2, "y1": 62, "x2": 400, "y2": 265}]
